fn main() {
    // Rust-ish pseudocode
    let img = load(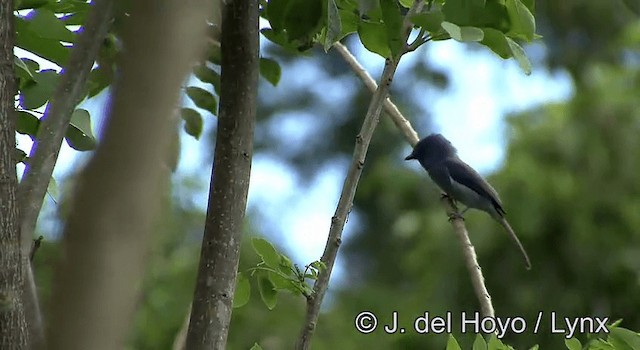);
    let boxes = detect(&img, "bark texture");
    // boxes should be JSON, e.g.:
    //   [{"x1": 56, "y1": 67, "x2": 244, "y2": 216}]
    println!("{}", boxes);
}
[
  {"x1": 186, "y1": 0, "x2": 260, "y2": 348},
  {"x1": 45, "y1": 1, "x2": 211, "y2": 349},
  {"x1": 0, "y1": 0, "x2": 28, "y2": 347}
]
